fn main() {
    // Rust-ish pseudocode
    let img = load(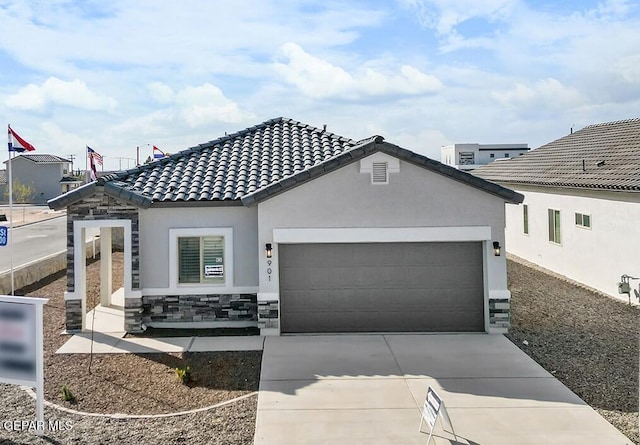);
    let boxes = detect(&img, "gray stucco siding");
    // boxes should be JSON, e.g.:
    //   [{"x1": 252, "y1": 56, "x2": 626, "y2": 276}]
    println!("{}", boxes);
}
[
  {"x1": 256, "y1": 155, "x2": 512, "y2": 334},
  {"x1": 258, "y1": 159, "x2": 507, "y2": 236},
  {"x1": 139, "y1": 205, "x2": 259, "y2": 289}
]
